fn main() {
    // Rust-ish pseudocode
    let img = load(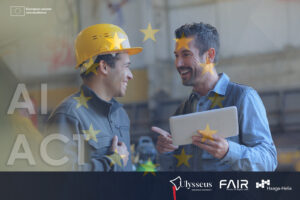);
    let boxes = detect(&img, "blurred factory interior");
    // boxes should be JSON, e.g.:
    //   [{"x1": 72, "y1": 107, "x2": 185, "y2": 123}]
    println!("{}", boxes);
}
[{"x1": 0, "y1": 0, "x2": 300, "y2": 171}]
